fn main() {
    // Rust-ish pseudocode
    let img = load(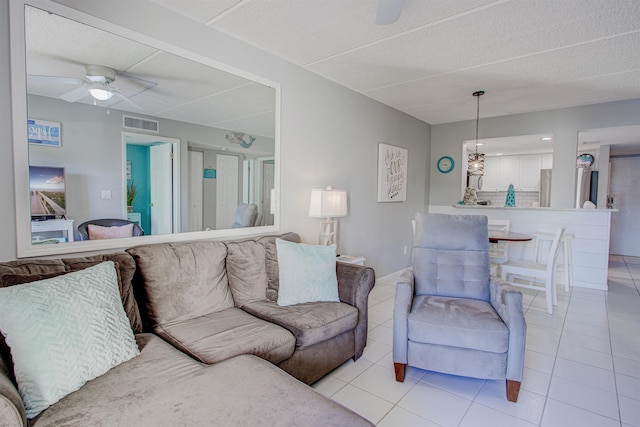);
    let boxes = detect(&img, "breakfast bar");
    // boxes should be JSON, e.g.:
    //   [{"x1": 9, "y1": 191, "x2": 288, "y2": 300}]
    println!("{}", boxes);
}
[{"x1": 429, "y1": 205, "x2": 616, "y2": 291}]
